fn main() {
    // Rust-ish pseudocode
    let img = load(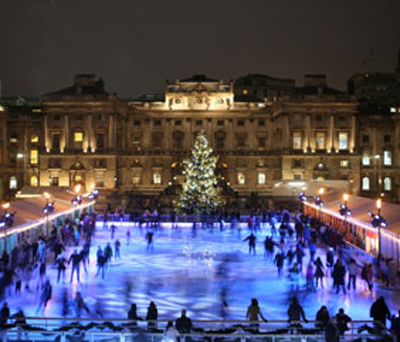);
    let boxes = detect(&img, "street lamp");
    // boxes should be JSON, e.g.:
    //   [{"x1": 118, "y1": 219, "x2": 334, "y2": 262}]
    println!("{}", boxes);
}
[
  {"x1": 42, "y1": 192, "x2": 55, "y2": 235},
  {"x1": 338, "y1": 193, "x2": 352, "y2": 235},
  {"x1": 314, "y1": 187, "x2": 325, "y2": 221},
  {"x1": 71, "y1": 184, "x2": 83, "y2": 206},
  {"x1": 88, "y1": 184, "x2": 99, "y2": 200},
  {"x1": 374, "y1": 154, "x2": 382, "y2": 195},
  {"x1": 368, "y1": 198, "x2": 387, "y2": 257},
  {"x1": 1, "y1": 203, "x2": 15, "y2": 251}
]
